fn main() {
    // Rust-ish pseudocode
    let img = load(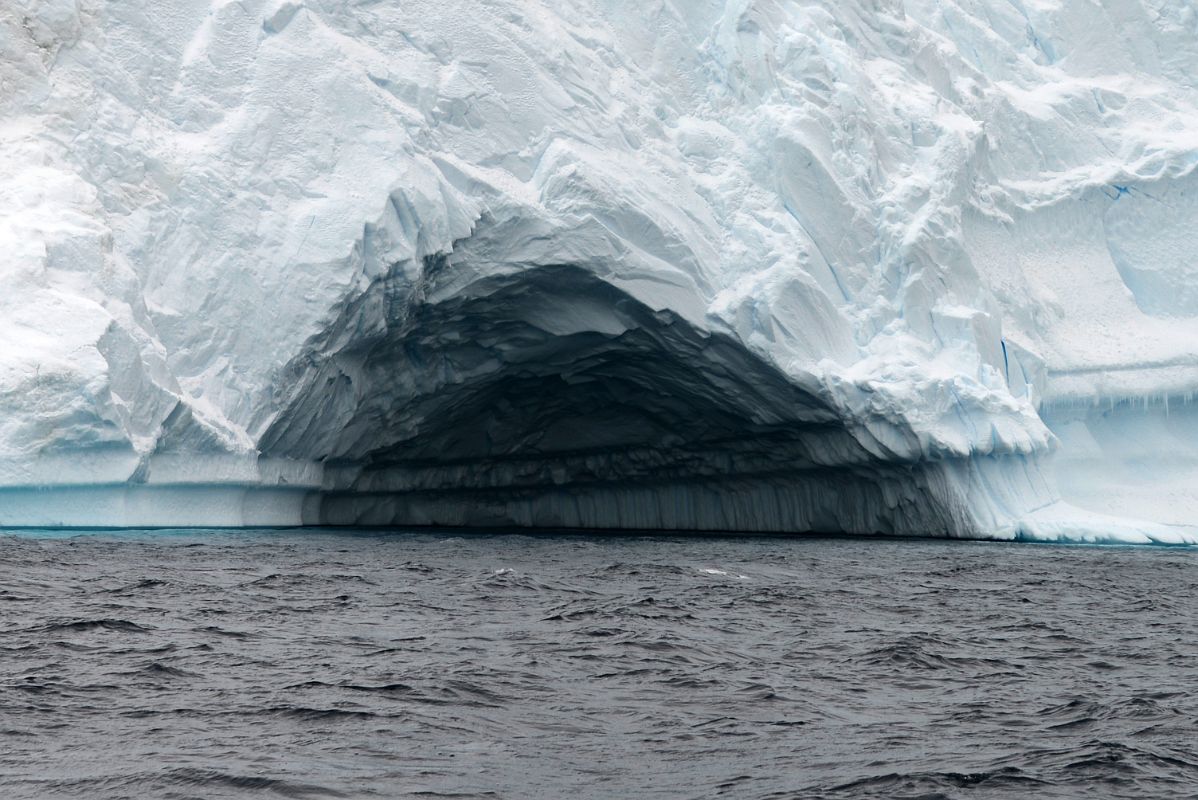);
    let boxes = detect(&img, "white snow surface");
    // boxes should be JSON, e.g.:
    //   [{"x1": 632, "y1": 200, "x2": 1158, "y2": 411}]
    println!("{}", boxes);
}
[{"x1": 2, "y1": 0, "x2": 1197, "y2": 540}]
